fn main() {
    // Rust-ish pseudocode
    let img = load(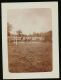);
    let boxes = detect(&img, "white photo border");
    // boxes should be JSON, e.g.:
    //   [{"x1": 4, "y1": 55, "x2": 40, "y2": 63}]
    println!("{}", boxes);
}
[{"x1": 1, "y1": 2, "x2": 59, "y2": 79}]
